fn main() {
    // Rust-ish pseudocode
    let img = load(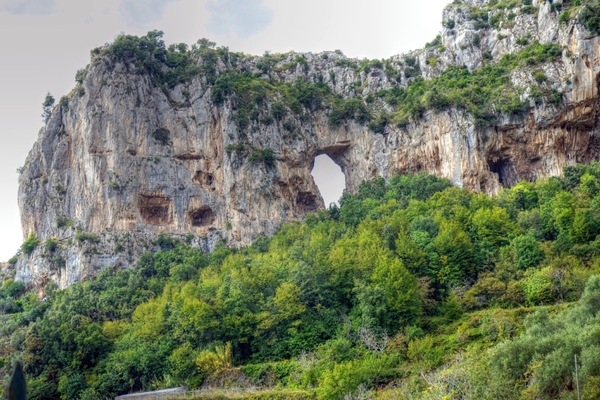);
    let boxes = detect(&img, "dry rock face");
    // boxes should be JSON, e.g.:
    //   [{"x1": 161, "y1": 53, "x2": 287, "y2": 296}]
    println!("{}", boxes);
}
[{"x1": 15, "y1": 0, "x2": 600, "y2": 289}]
